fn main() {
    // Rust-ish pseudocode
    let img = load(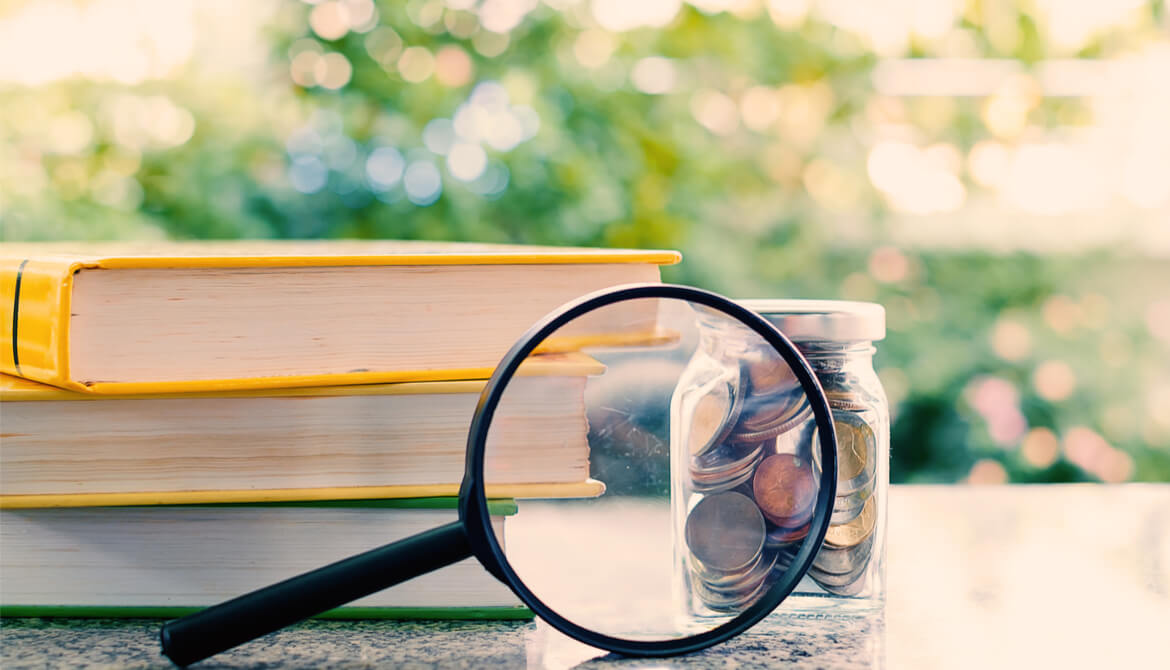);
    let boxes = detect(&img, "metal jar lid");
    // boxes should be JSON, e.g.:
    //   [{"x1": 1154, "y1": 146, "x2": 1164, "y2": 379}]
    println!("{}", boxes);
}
[{"x1": 735, "y1": 300, "x2": 886, "y2": 343}]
